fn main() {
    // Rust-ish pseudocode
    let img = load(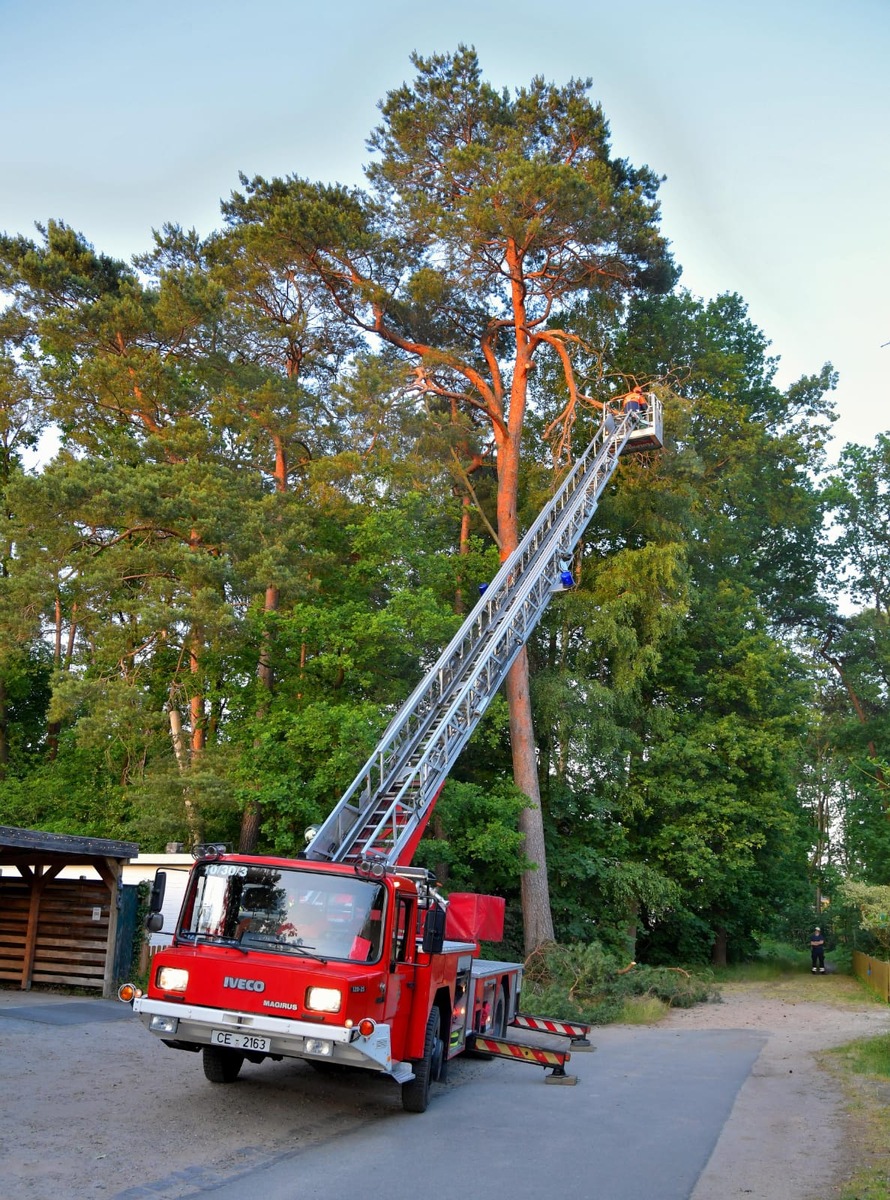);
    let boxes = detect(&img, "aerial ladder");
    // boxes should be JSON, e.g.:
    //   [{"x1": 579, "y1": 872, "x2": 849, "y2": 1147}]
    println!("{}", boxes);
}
[{"x1": 304, "y1": 397, "x2": 663, "y2": 870}]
